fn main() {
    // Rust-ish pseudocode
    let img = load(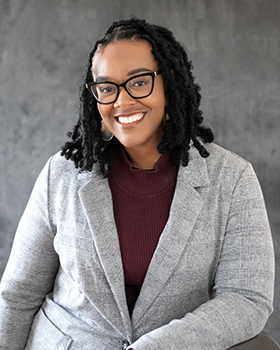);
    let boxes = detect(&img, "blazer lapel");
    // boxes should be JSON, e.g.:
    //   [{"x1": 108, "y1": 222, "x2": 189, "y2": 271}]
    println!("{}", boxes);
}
[
  {"x1": 132, "y1": 147, "x2": 210, "y2": 327},
  {"x1": 77, "y1": 168, "x2": 131, "y2": 338}
]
